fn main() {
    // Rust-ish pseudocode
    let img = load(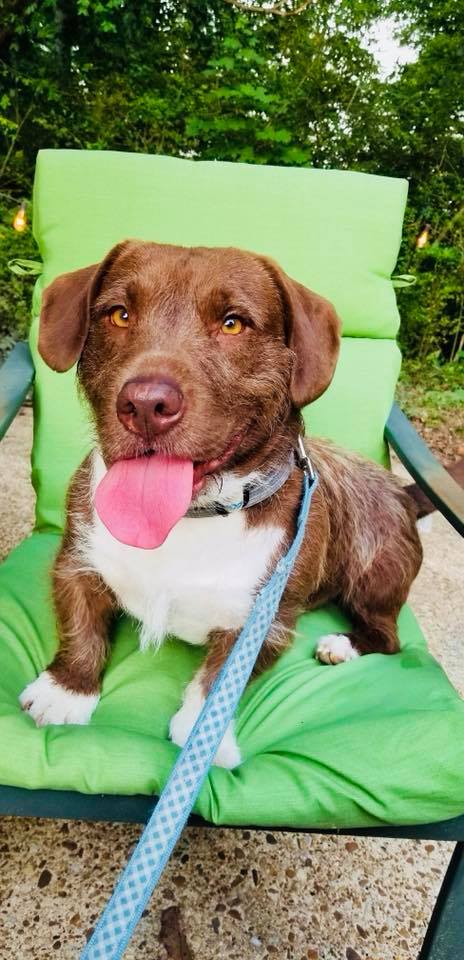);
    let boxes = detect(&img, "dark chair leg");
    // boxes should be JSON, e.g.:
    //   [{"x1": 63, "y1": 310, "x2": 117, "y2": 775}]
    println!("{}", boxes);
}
[{"x1": 418, "y1": 842, "x2": 464, "y2": 959}]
